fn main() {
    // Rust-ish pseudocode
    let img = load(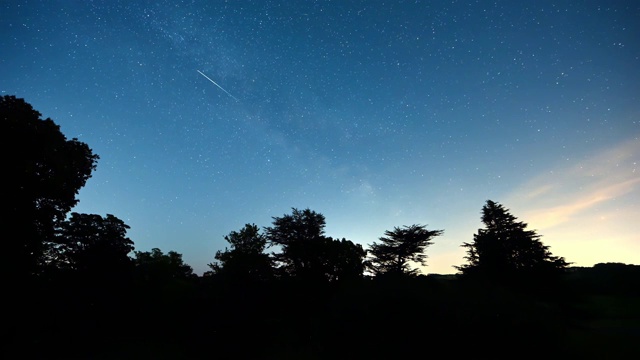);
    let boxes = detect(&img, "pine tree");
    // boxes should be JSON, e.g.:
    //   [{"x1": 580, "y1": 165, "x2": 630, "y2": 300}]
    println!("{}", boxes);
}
[{"x1": 457, "y1": 200, "x2": 568, "y2": 279}]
